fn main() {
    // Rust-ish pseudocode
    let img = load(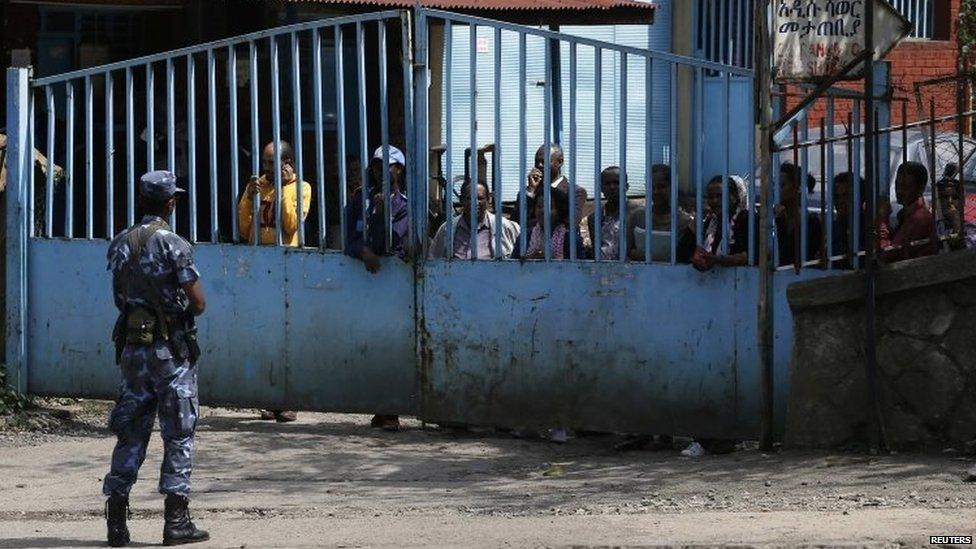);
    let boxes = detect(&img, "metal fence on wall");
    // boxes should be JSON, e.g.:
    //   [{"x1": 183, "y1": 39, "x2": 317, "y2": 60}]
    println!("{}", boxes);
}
[
  {"x1": 417, "y1": 8, "x2": 756, "y2": 264},
  {"x1": 26, "y1": 10, "x2": 412, "y2": 254}
]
